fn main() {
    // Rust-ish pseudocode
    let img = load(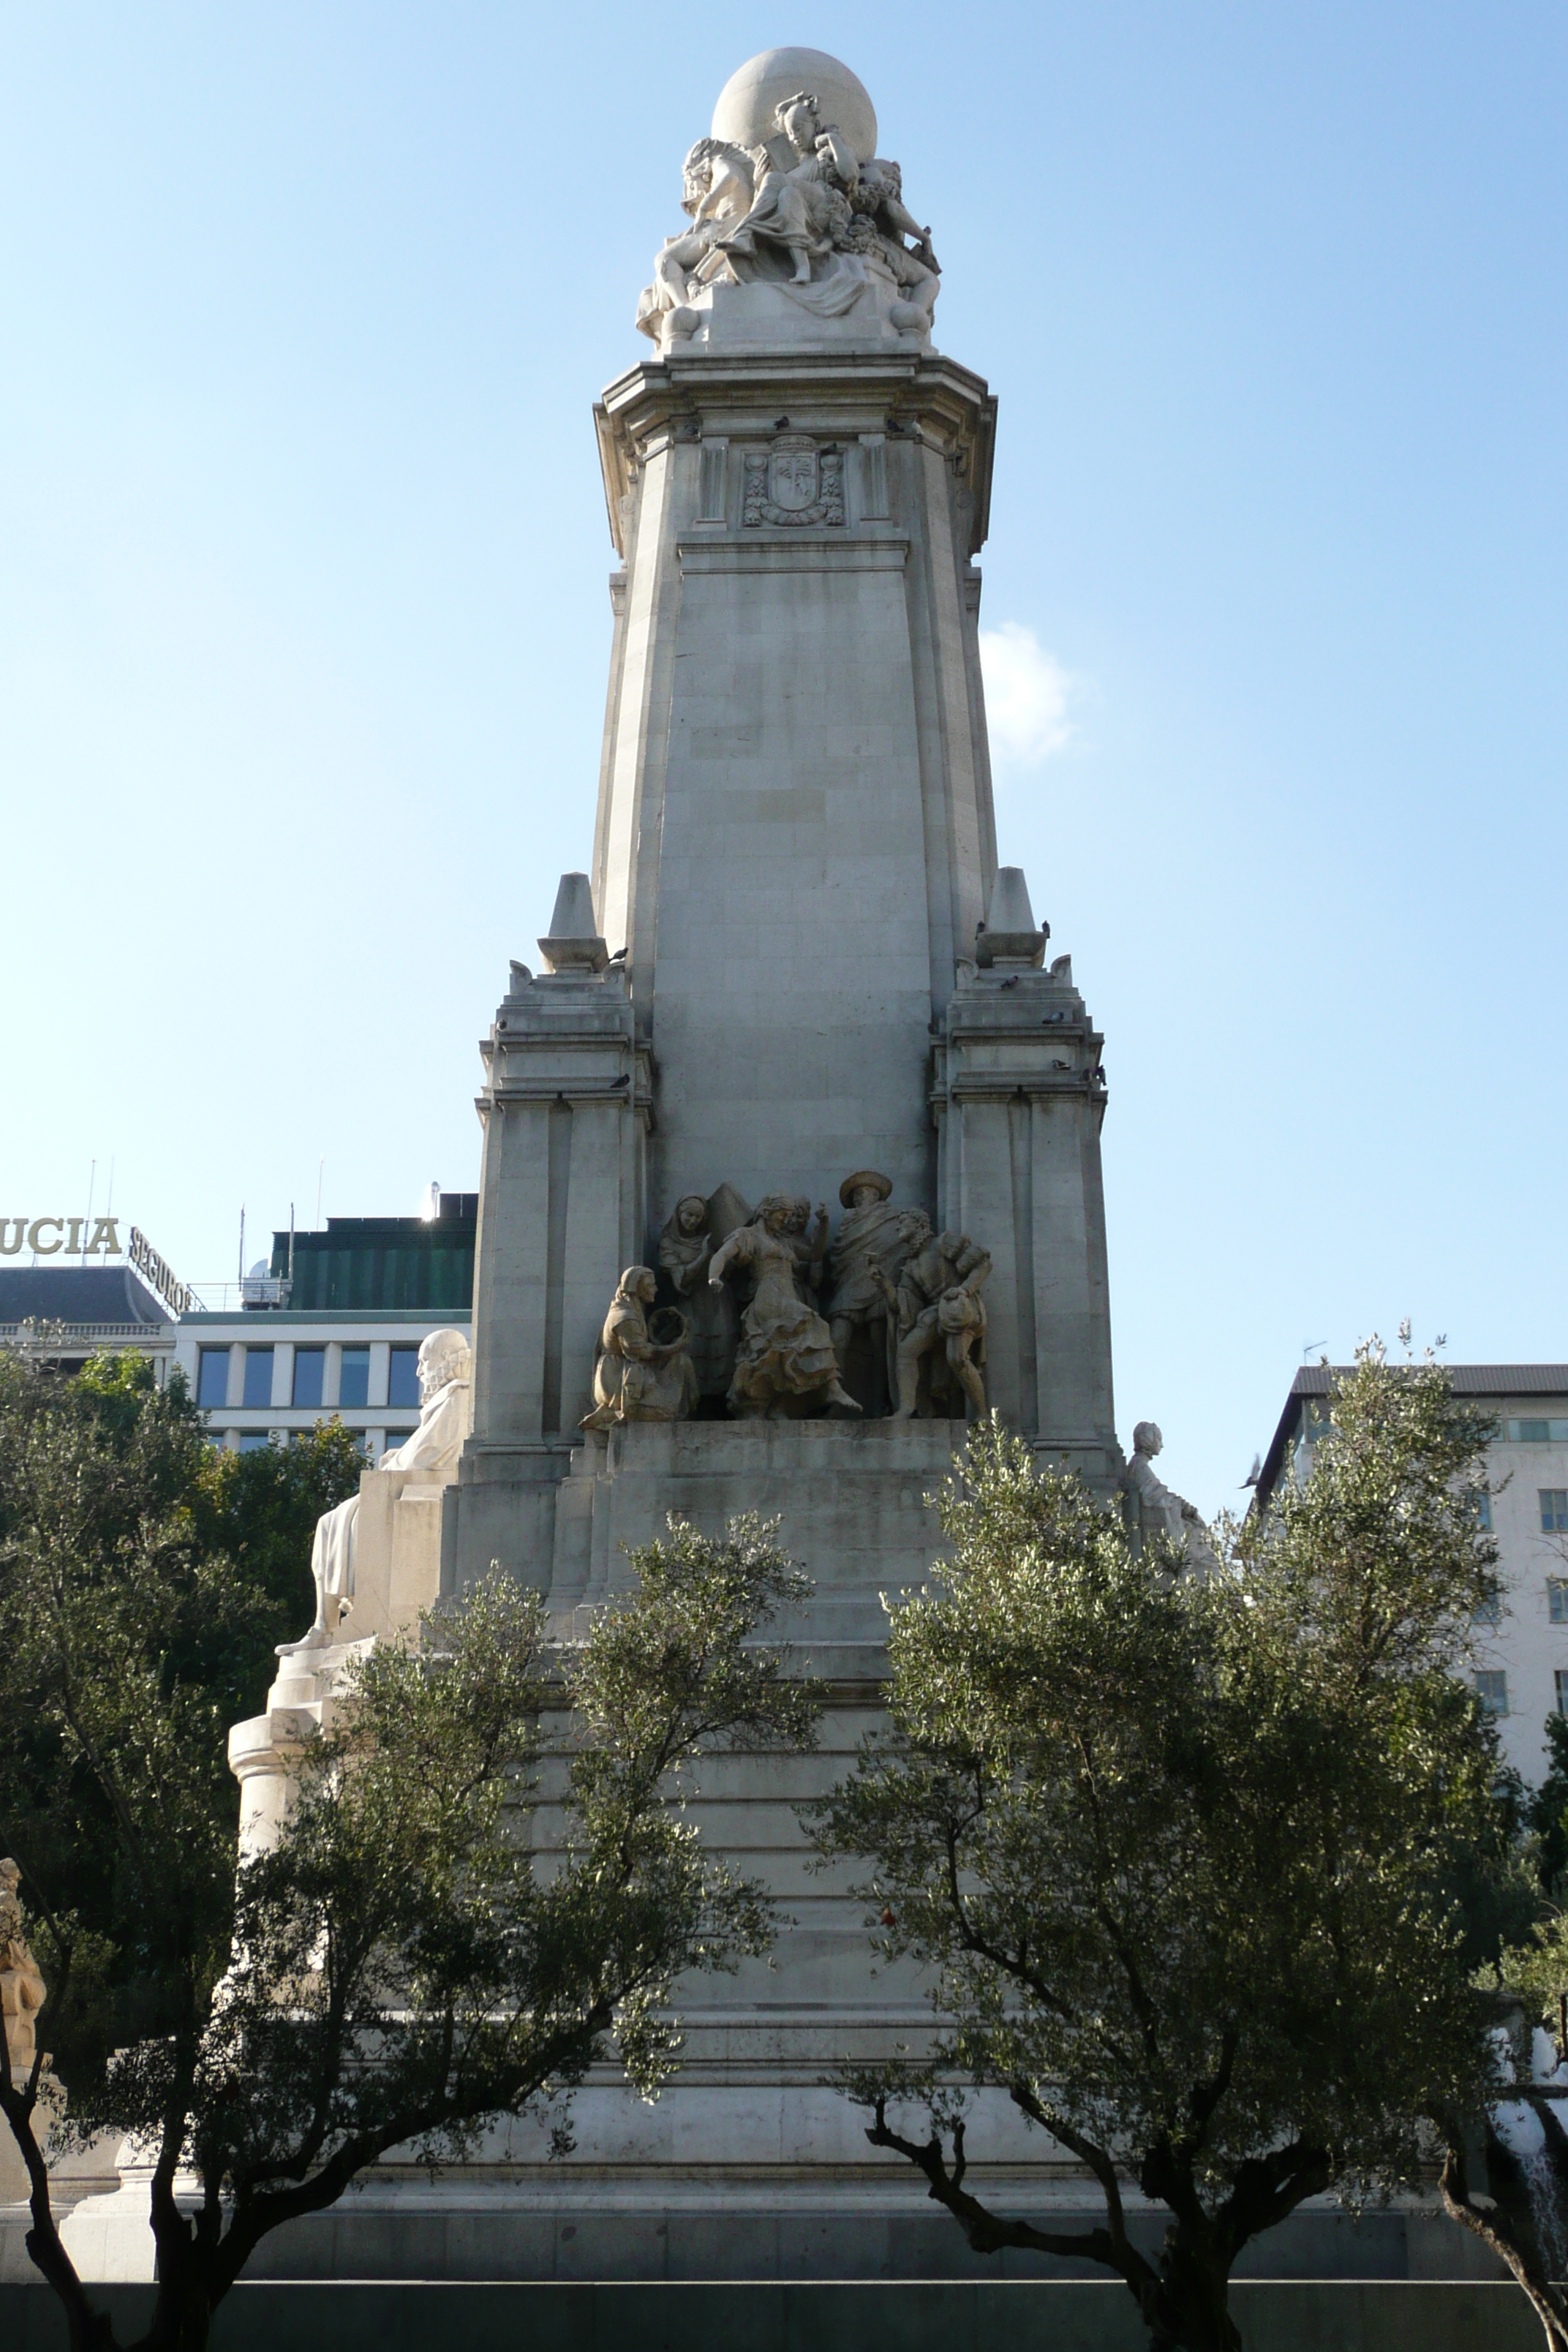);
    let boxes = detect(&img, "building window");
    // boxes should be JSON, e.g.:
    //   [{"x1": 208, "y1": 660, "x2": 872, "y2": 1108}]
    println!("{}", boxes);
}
[
  {"x1": 1509, "y1": 1418, "x2": 1568, "y2": 1442},
  {"x1": 292, "y1": 1347, "x2": 325, "y2": 1408},
  {"x1": 241, "y1": 1346, "x2": 274, "y2": 1409},
  {"x1": 1557, "y1": 1670, "x2": 1568, "y2": 1716},
  {"x1": 1542, "y1": 1490, "x2": 1568, "y2": 1534},
  {"x1": 1472, "y1": 1596, "x2": 1501, "y2": 1627},
  {"x1": 388, "y1": 1345, "x2": 421, "y2": 1409},
  {"x1": 238, "y1": 1431, "x2": 275, "y2": 1453},
  {"x1": 1475, "y1": 1493, "x2": 1493, "y2": 1532},
  {"x1": 1473, "y1": 1670, "x2": 1509, "y2": 1716},
  {"x1": 380, "y1": 1427, "x2": 416, "y2": 1459},
  {"x1": 339, "y1": 1346, "x2": 371, "y2": 1409},
  {"x1": 197, "y1": 1347, "x2": 230, "y2": 1408},
  {"x1": 1550, "y1": 1580, "x2": 1568, "y2": 1626}
]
